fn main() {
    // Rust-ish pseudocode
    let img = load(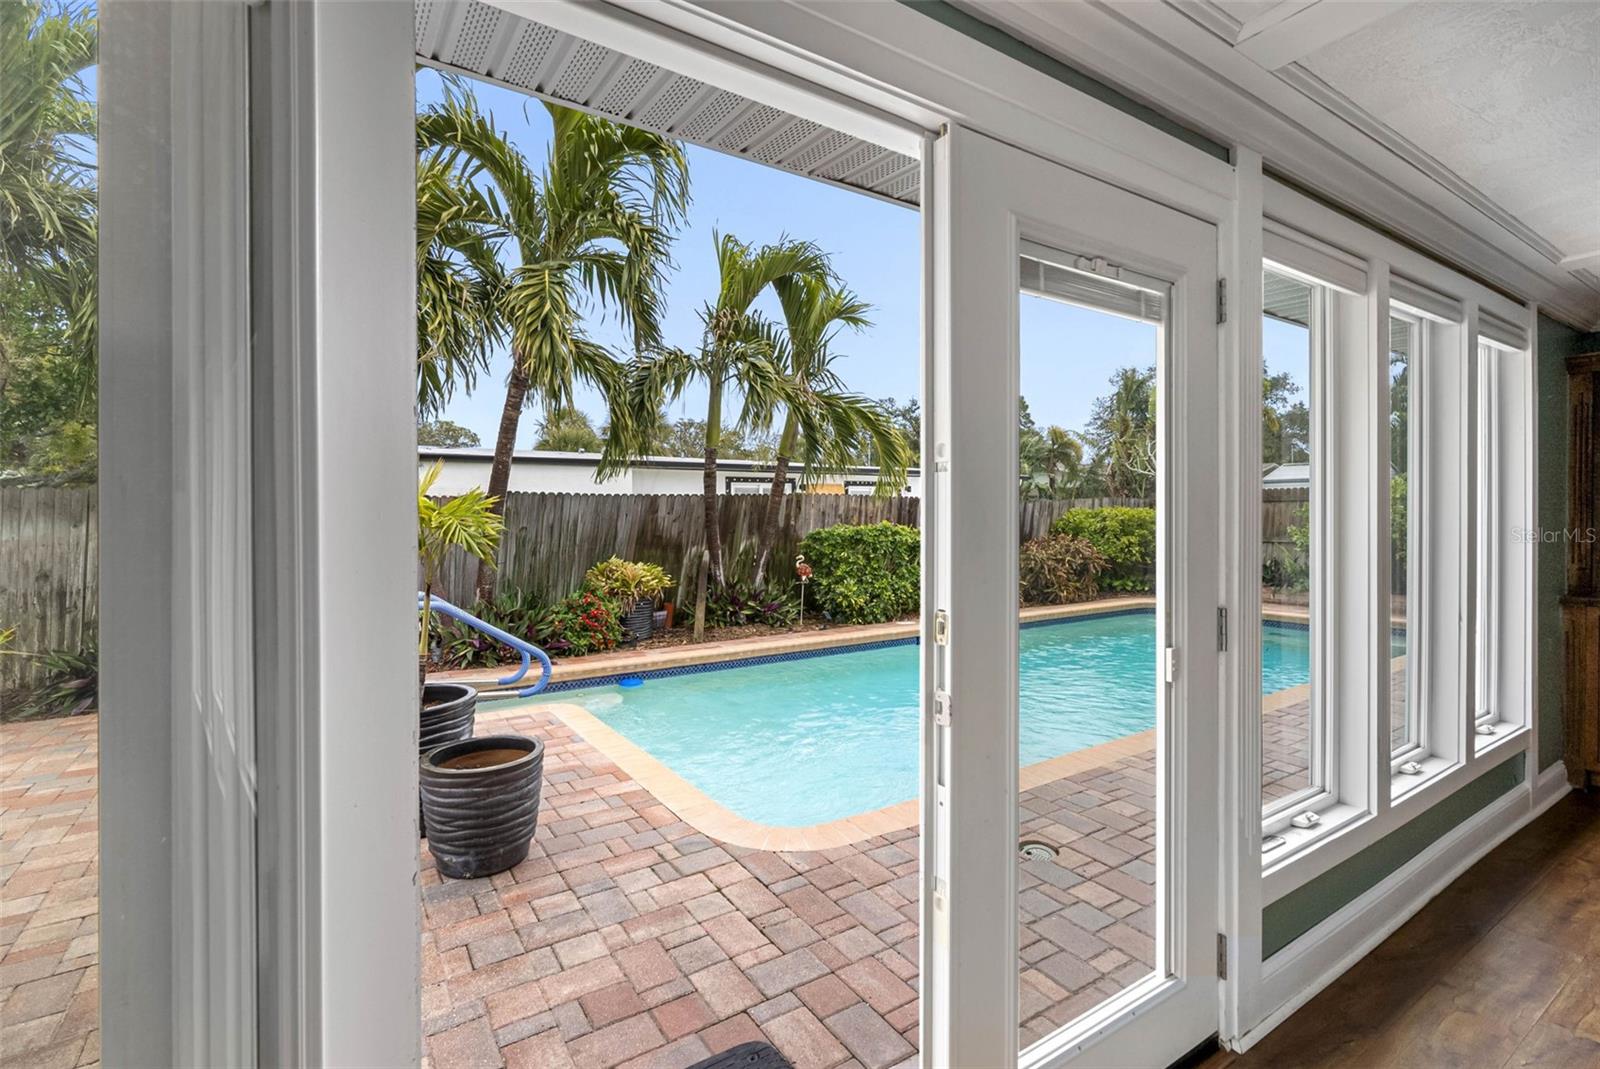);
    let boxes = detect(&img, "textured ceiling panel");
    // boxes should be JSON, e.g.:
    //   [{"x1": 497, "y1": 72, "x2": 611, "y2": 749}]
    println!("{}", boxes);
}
[
  {"x1": 1301, "y1": 1, "x2": 1600, "y2": 261},
  {"x1": 418, "y1": 0, "x2": 920, "y2": 207}
]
